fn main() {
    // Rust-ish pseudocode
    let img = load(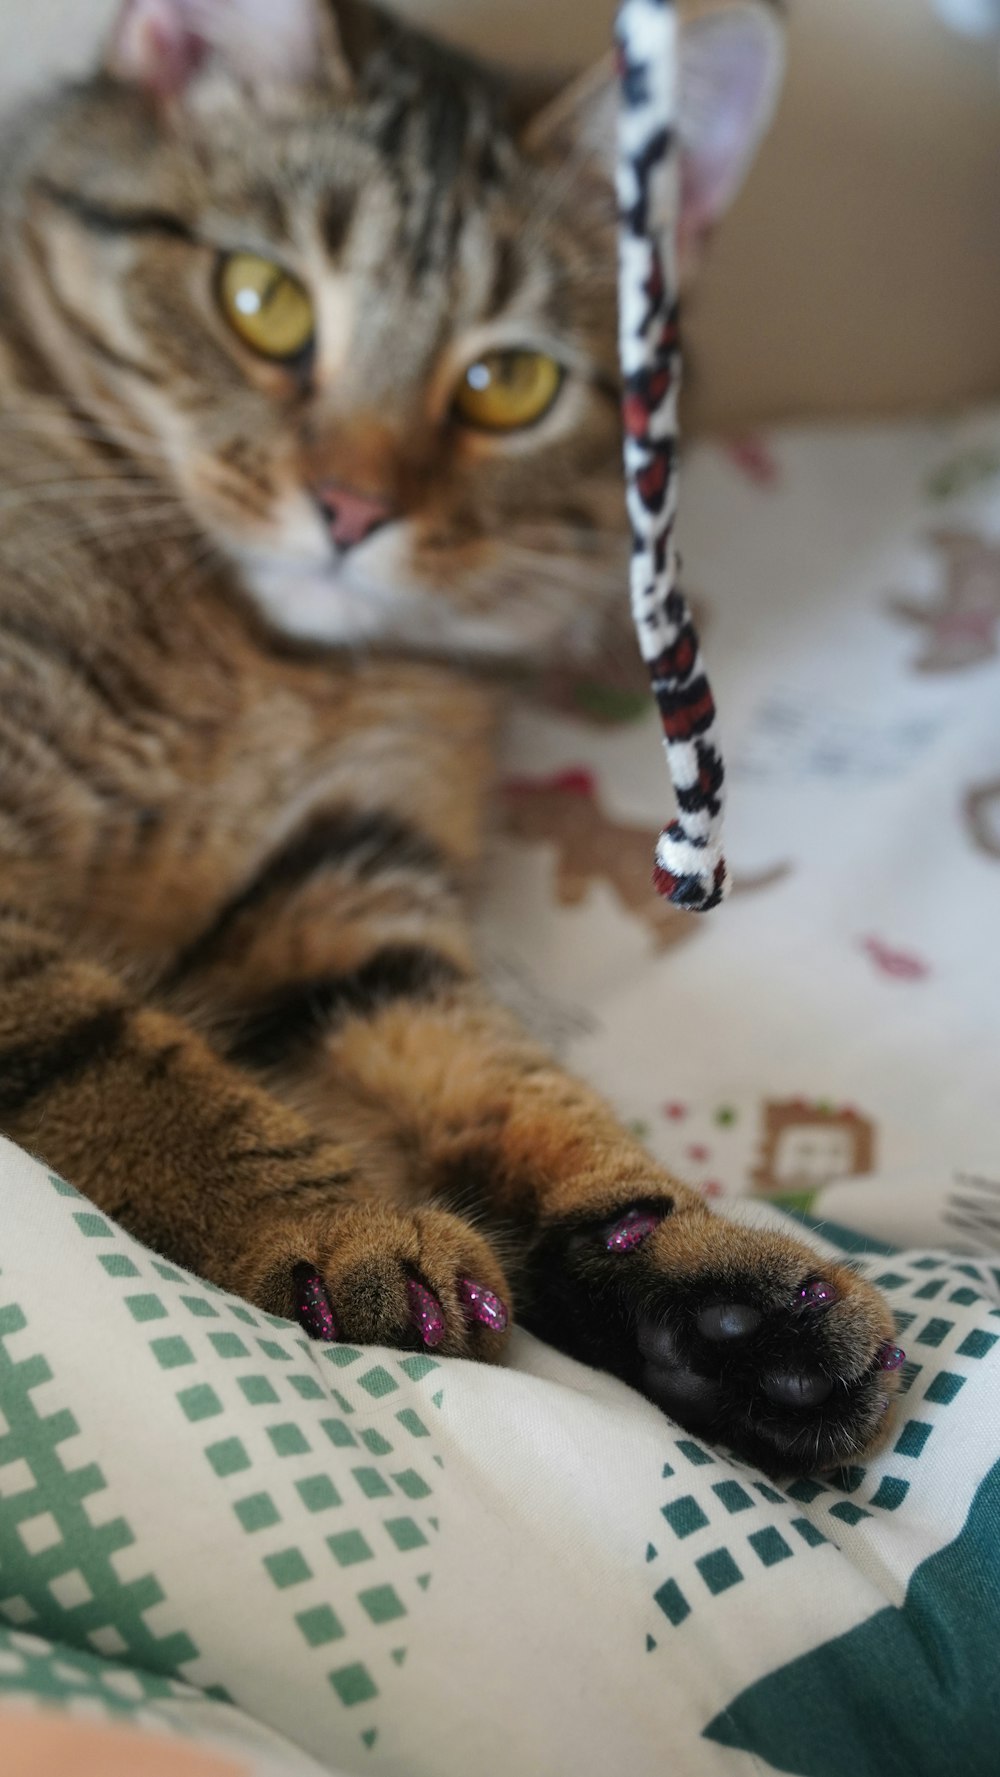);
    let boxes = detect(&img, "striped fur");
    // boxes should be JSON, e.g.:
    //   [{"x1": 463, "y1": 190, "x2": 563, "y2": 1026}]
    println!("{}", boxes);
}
[{"x1": 0, "y1": 0, "x2": 897, "y2": 1471}]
